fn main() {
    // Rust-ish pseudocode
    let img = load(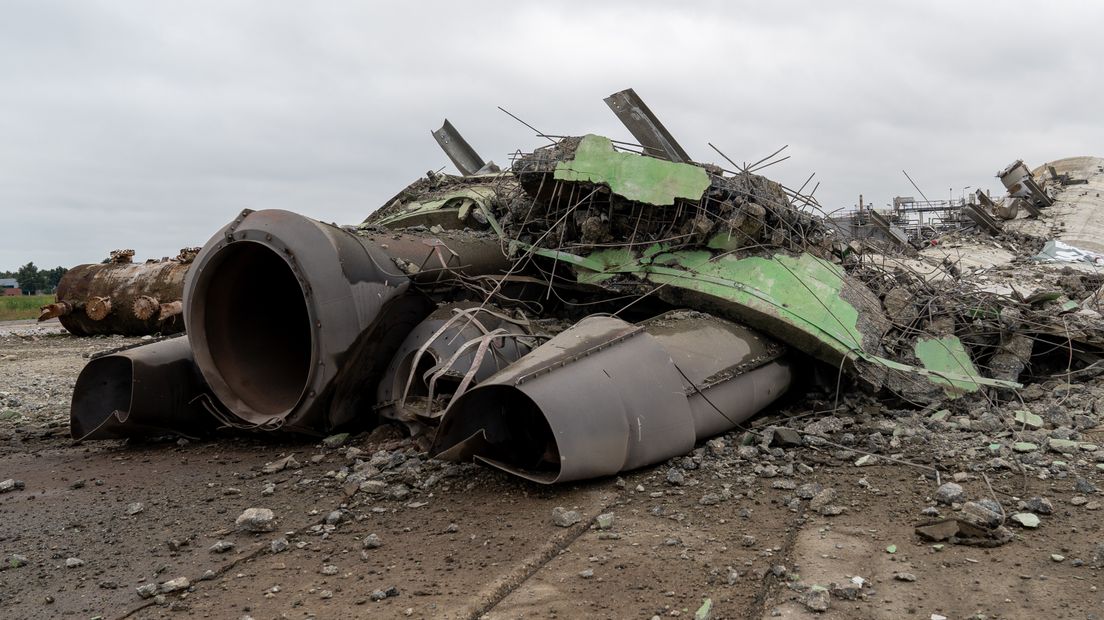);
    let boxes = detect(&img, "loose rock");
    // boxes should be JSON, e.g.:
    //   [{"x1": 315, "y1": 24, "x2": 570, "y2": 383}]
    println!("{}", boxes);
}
[
  {"x1": 666, "y1": 467, "x2": 686, "y2": 486},
  {"x1": 159, "y1": 577, "x2": 190, "y2": 593},
  {"x1": 803, "y1": 585, "x2": 830, "y2": 612},
  {"x1": 209, "y1": 540, "x2": 235, "y2": 554},
  {"x1": 934, "y1": 482, "x2": 965, "y2": 505},
  {"x1": 235, "y1": 507, "x2": 276, "y2": 532},
  {"x1": 552, "y1": 507, "x2": 582, "y2": 527},
  {"x1": 1010, "y1": 513, "x2": 1040, "y2": 528}
]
